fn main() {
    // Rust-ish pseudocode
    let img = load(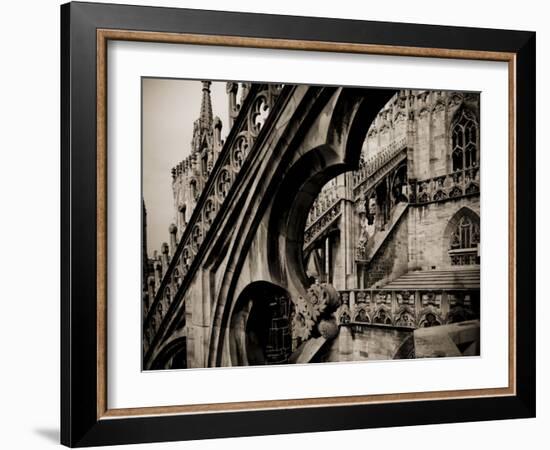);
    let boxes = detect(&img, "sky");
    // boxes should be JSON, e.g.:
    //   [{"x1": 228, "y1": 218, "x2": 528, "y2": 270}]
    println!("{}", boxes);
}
[{"x1": 142, "y1": 78, "x2": 230, "y2": 255}]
